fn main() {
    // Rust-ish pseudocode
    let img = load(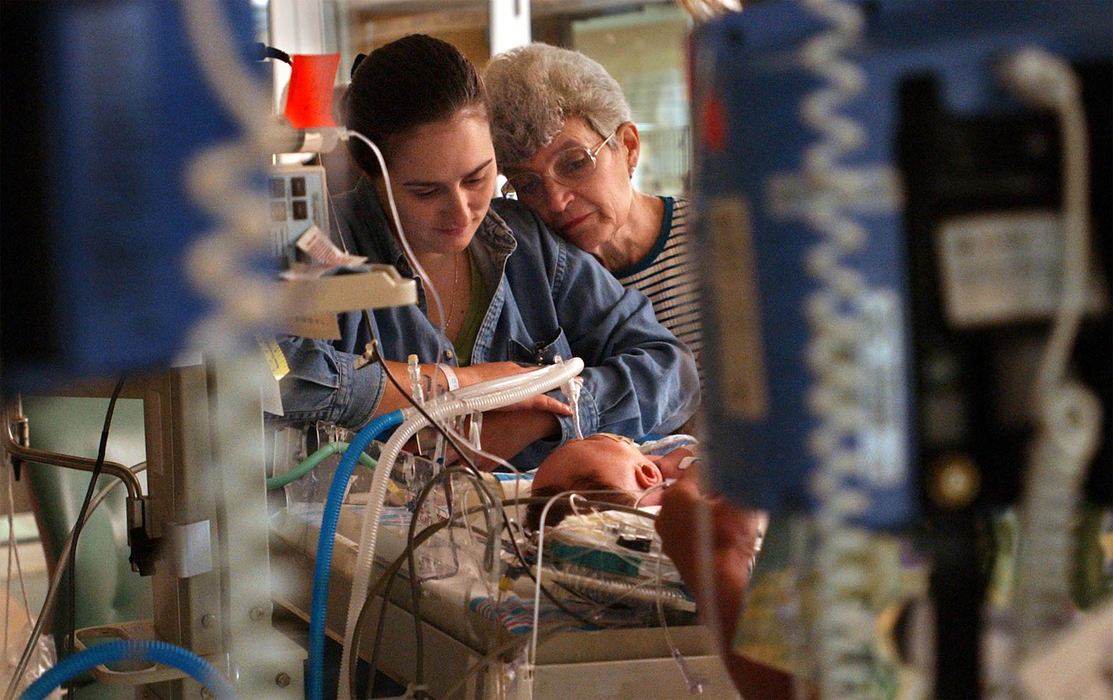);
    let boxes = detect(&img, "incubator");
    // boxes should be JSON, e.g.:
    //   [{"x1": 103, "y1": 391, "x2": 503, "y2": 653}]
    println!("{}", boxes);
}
[{"x1": 265, "y1": 357, "x2": 736, "y2": 699}]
